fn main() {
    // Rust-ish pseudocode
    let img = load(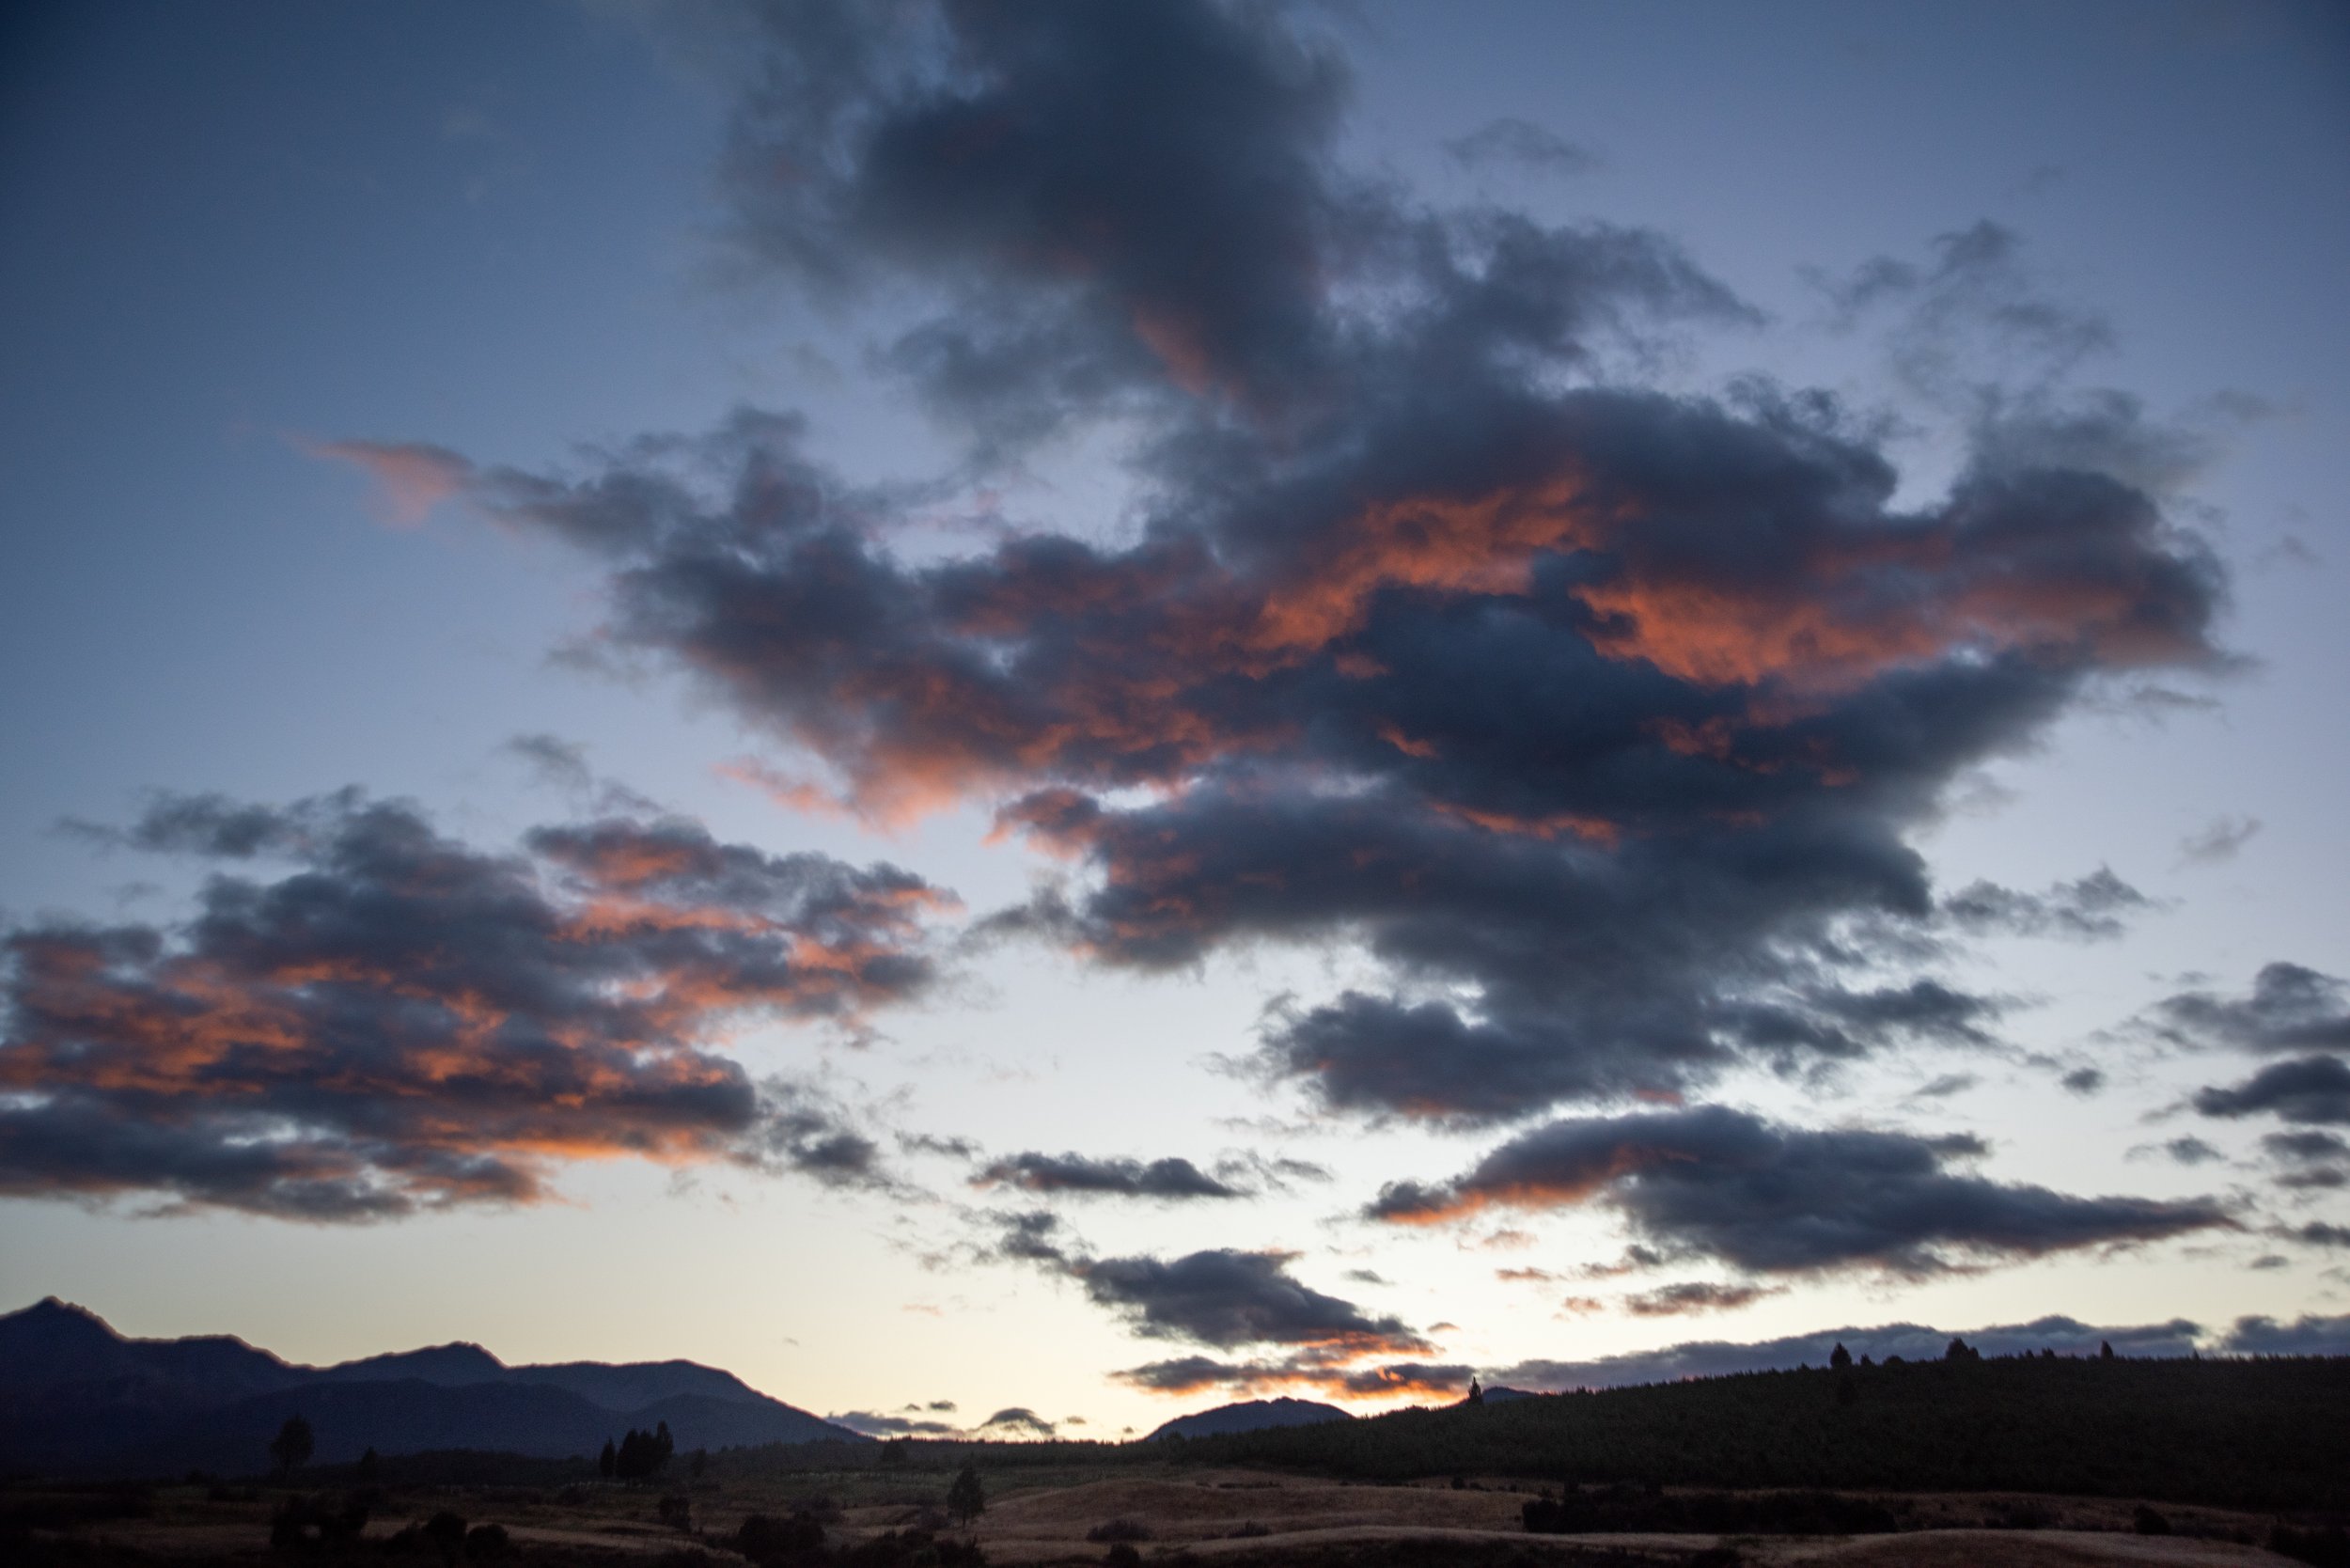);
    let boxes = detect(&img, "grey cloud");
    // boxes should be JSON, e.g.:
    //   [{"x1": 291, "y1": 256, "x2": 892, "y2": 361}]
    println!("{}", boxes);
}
[
  {"x1": 1942, "y1": 867, "x2": 2152, "y2": 941},
  {"x1": 2195, "y1": 1055, "x2": 2350, "y2": 1126},
  {"x1": 1076, "y1": 1248, "x2": 1431, "y2": 1355},
  {"x1": 2060, "y1": 1067, "x2": 2107, "y2": 1095},
  {"x1": 1622, "y1": 1280, "x2": 1786, "y2": 1317},
  {"x1": 2217, "y1": 1311, "x2": 2350, "y2": 1356},
  {"x1": 1365, "y1": 1105, "x2": 2232, "y2": 1277},
  {"x1": 2179, "y1": 814, "x2": 2262, "y2": 866},
  {"x1": 1444, "y1": 118, "x2": 1598, "y2": 174},
  {"x1": 977, "y1": 1407, "x2": 1056, "y2": 1437},
  {"x1": 2160, "y1": 1137, "x2": 2224, "y2": 1166},
  {"x1": 2154, "y1": 963, "x2": 2350, "y2": 1054},
  {"x1": 2265, "y1": 1130, "x2": 2348, "y2": 1163},
  {"x1": 975, "y1": 1152, "x2": 1245, "y2": 1200},
  {"x1": 831, "y1": 1410, "x2": 958, "y2": 1437},
  {"x1": 1494, "y1": 1312, "x2": 2205, "y2": 1390}
]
